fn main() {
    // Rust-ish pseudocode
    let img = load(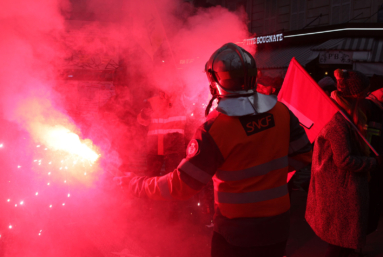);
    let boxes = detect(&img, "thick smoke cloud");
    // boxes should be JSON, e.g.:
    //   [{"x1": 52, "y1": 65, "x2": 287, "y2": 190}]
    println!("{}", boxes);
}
[{"x1": 0, "y1": 0, "x2": 254, "y2": 256}]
